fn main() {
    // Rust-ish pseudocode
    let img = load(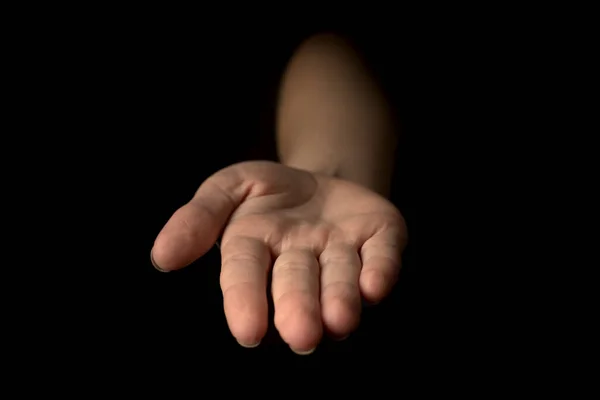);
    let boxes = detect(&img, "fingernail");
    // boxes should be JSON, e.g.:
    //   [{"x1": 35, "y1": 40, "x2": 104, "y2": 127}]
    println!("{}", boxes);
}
[
  {"x1": 237, "y1": 340, "x2": 260, "y2": 349},
  {"x1": 362, "y1": 298, "x2": 378, "y2": 307},
  {"x1": 150, "y1": 250, "x2": 168, "y2": 273},
  {"x1": 291, "y1": 347, "x2": 316, "y2": 355},
  {"x1": 333, "y1": 335, "x2": 349, "y2": 342}
]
